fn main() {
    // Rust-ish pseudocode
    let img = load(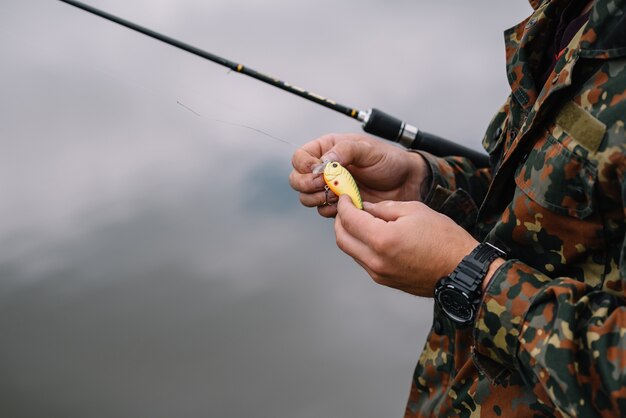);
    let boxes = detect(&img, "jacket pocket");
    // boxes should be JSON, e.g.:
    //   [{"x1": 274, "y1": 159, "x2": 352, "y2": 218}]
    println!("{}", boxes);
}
[{"x1": 514, "y1": 132, "x2": 596, "y2": 219}]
